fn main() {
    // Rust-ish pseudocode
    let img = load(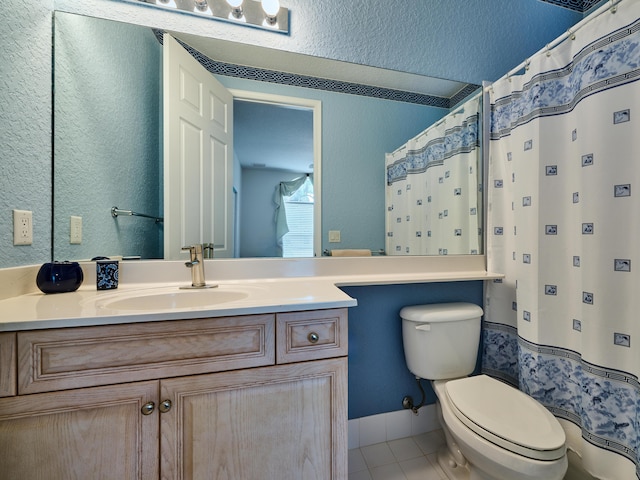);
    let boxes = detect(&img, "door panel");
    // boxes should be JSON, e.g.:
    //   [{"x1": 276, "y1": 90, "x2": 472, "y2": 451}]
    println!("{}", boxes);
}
[
  {"x1": 160, "y1": 358, "x2": 348, "y2": 479},
  {"x1": 0, "y1": 381, "x2": 159, "y2": 479},
  {"x1": 164, "y1": 34, "x2": 234, "y2": 259}
]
